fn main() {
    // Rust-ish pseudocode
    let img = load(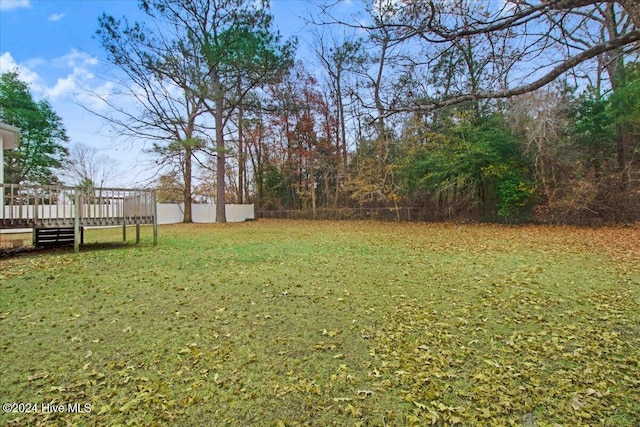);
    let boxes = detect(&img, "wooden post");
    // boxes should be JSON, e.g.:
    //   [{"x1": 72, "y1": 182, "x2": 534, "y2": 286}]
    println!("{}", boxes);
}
[
  {"x1": 74, "y1": 189, "x2": 80, "y2": 253},
  {"x1": 122, "y1": 224, "x2": 126, "y2": 242},
  {"x1": 152, "y1": 190, "x2": 158, "y2": 246},
  {"x1": 136, "y1": 224, "x2": 140, "y2": 244}
]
